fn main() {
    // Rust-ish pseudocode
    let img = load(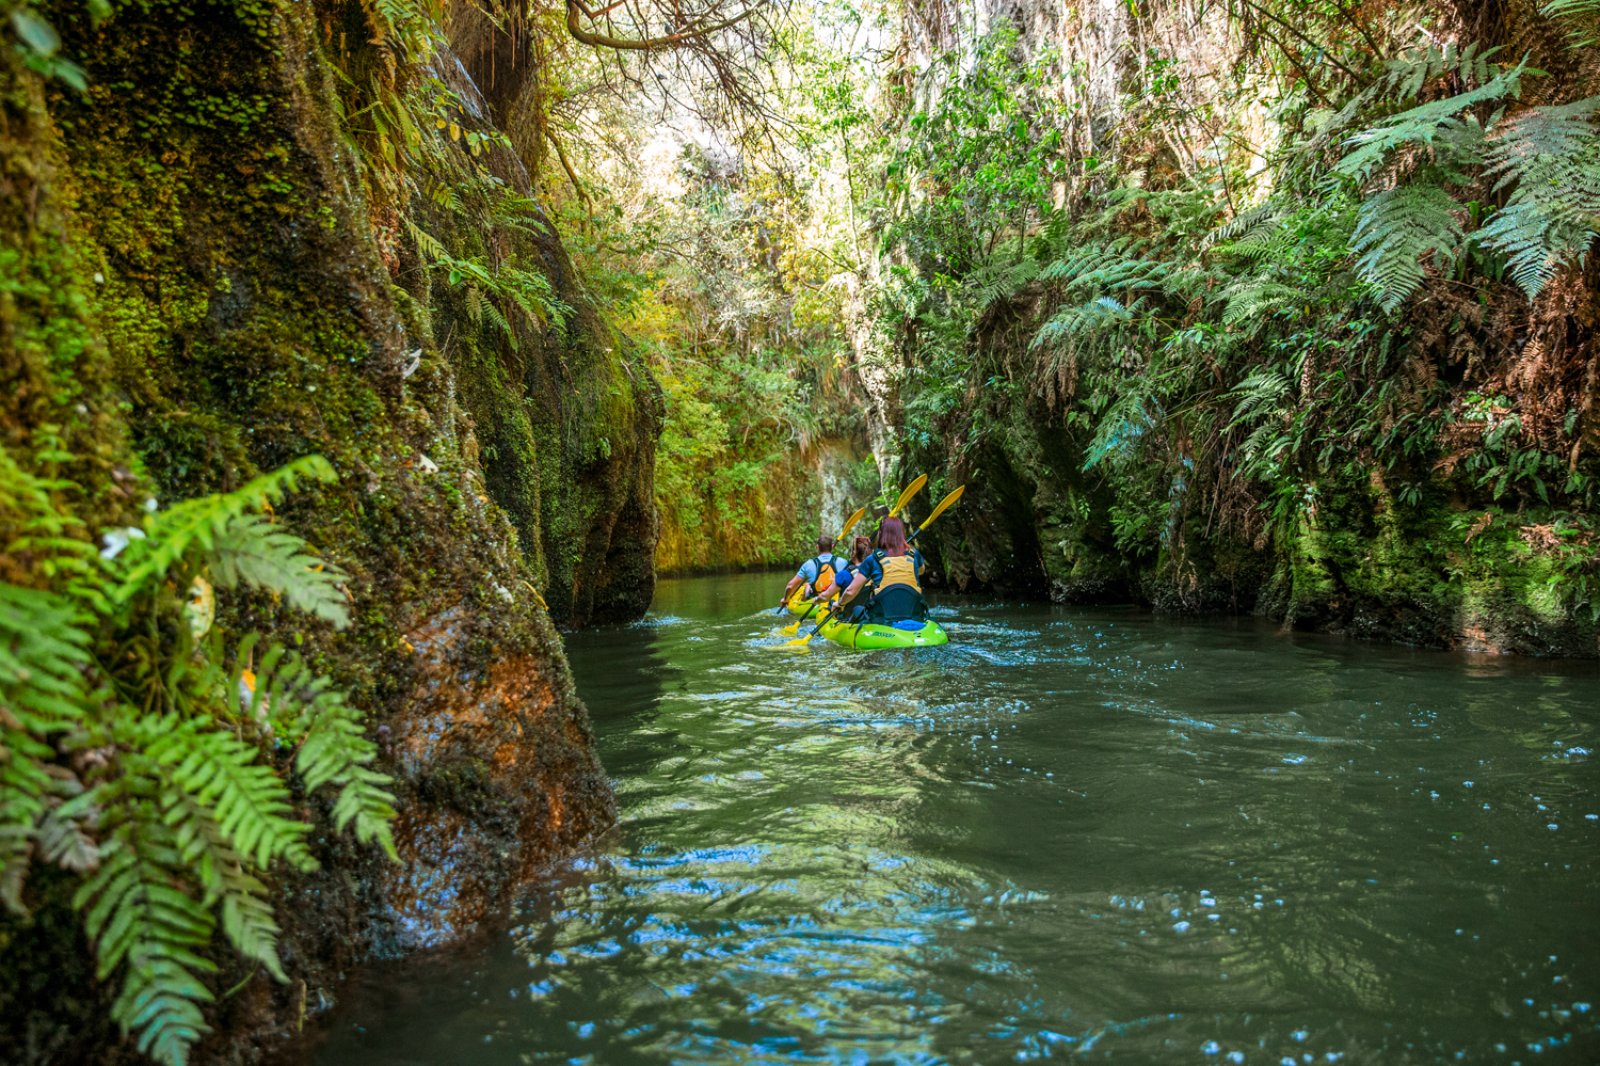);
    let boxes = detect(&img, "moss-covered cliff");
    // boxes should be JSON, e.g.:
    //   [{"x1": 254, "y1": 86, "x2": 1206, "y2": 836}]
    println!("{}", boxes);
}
[
  {"x1": 854, "y1": 0, "x2": 1600, "y2": 658},
  {"x1": 1, "y1": 0, "x2": 658, "y2": 1060}
]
